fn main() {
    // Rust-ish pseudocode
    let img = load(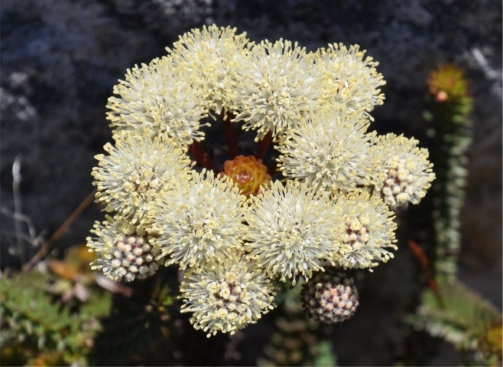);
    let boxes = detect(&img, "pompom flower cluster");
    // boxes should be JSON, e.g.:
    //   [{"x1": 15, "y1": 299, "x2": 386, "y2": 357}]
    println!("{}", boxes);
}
[{"x1": 87, "y1": 25, "x2": 435, "y2": 336}]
